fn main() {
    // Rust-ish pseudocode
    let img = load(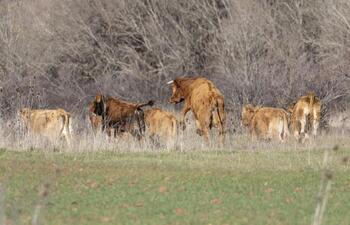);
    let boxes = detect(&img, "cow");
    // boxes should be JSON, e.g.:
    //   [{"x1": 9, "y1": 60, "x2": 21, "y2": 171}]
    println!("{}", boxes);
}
[
  {"x1": 88, "y1": 102, "x2": 102, "y2": 134},
  {"x1": 290, "y1": 92, "x2": 321, "y2": 142},
  {"x1": 91, "y1": 94, "x2": 154, "y2": 140},
  {"x1": 20, "y1": 108, "x2": 72, "y2": 146},
  {"x1": 167, "y1": 76, "x2": 226, "y2": 145},
  {"x1": 242, "y1": 104, "x2": 289, "y2": 142},
  {"x1": 144, "y1": 108, "x2": 177, "y2": 145}
]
